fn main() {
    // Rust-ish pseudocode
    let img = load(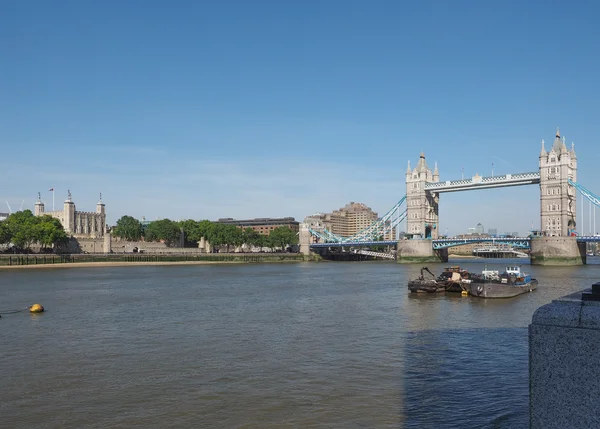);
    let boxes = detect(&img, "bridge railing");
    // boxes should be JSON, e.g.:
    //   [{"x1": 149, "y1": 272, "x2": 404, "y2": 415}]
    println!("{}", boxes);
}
[{"x1": 432, "y1": 237, "x2": 532, "y2": 249}]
